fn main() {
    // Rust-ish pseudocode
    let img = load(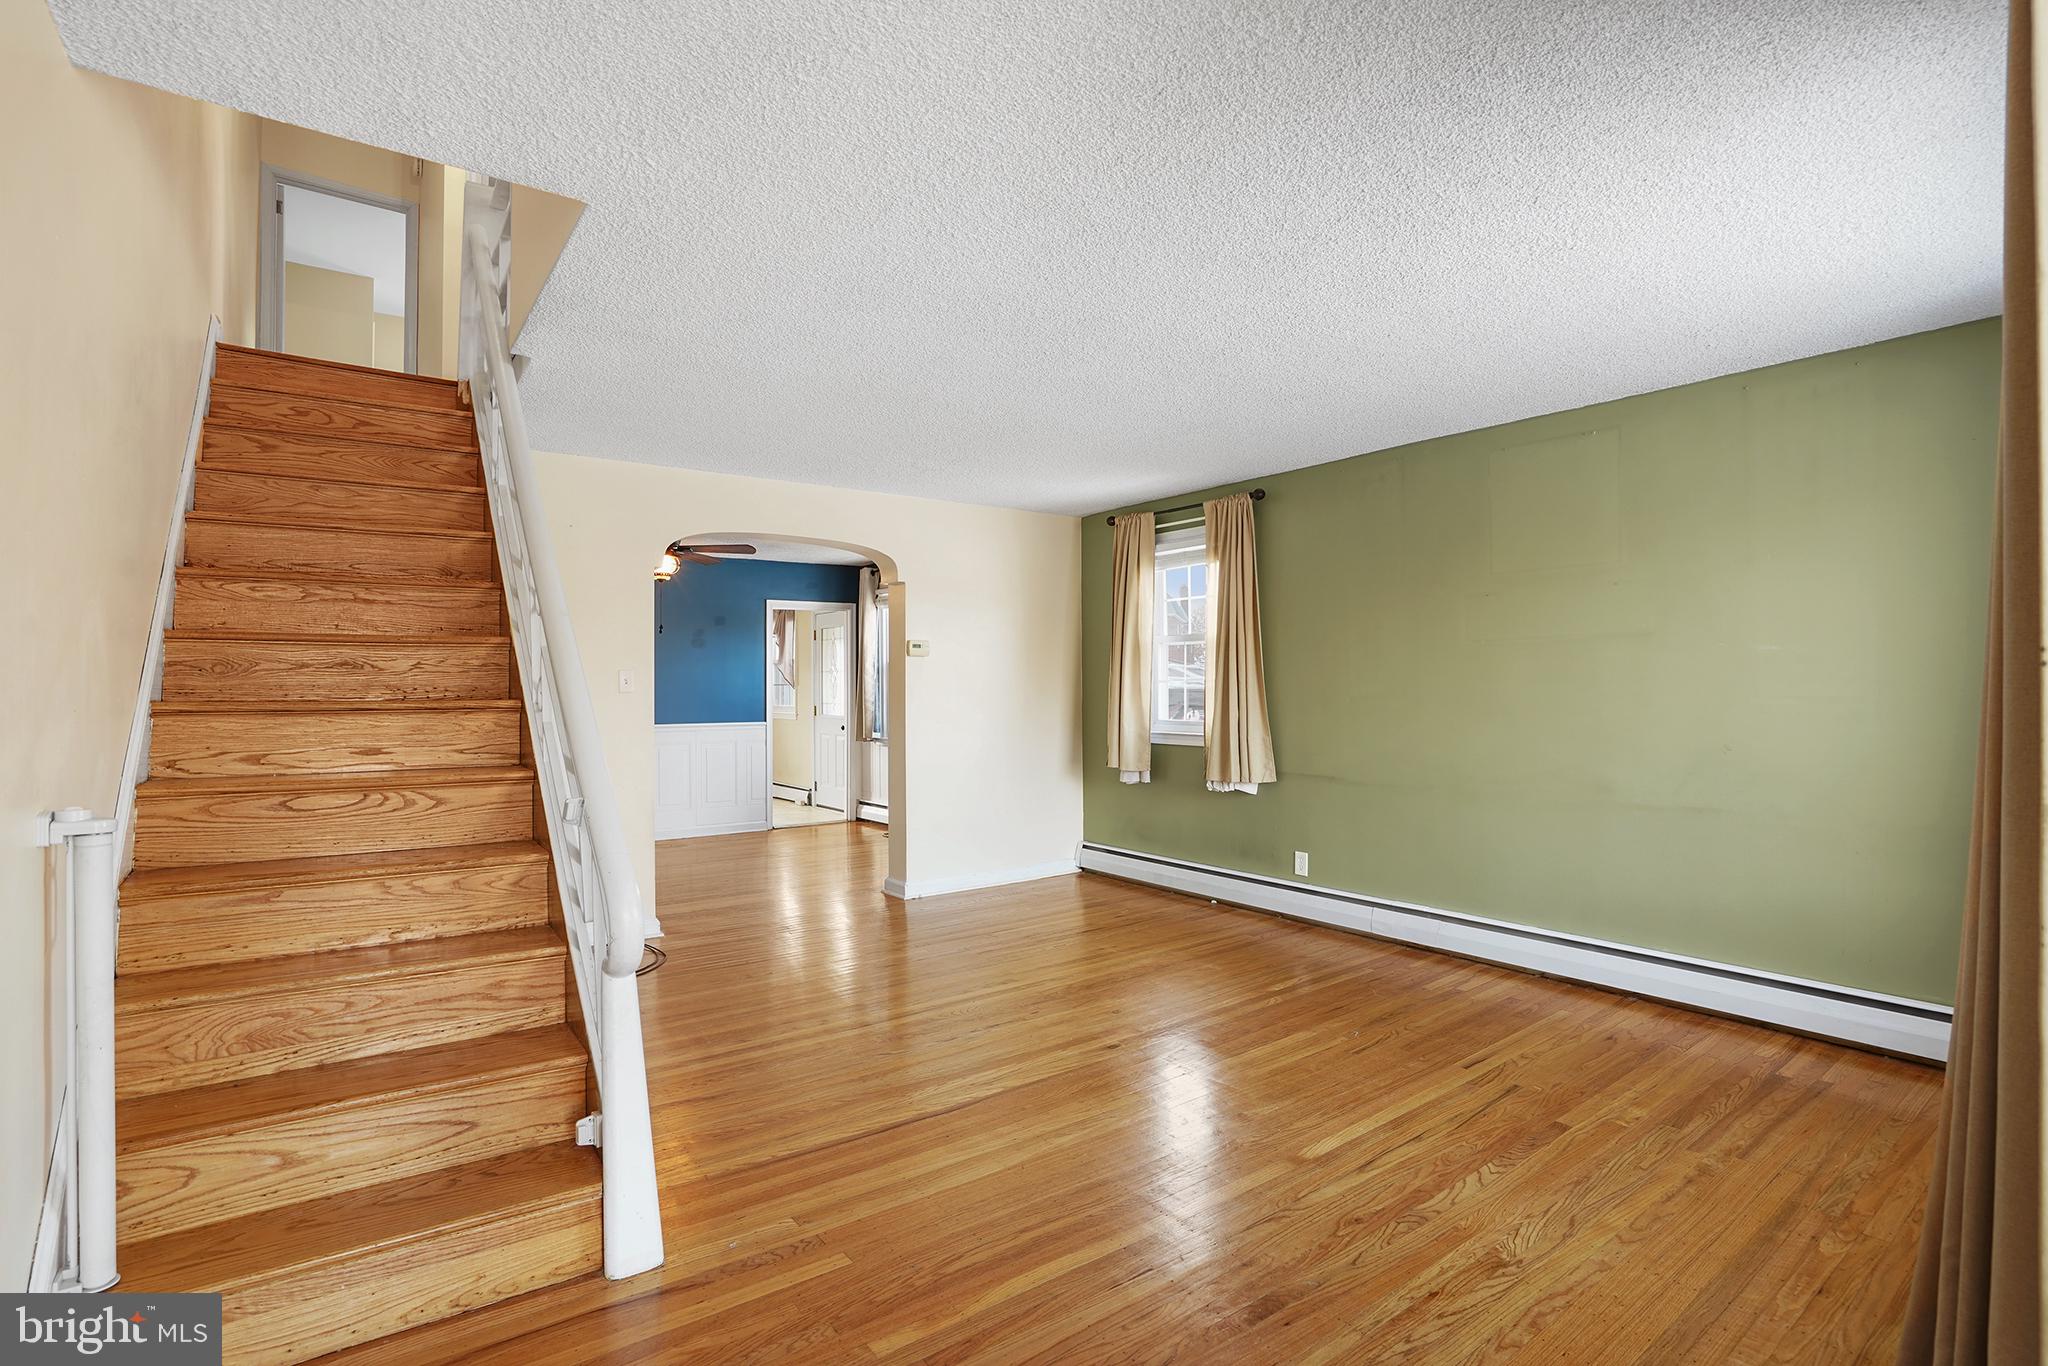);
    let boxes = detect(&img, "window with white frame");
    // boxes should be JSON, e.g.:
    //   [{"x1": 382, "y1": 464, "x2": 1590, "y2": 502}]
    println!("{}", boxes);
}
[{"x1": 1153, "y1": 525, "x2": 1207, "y2": 744}]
